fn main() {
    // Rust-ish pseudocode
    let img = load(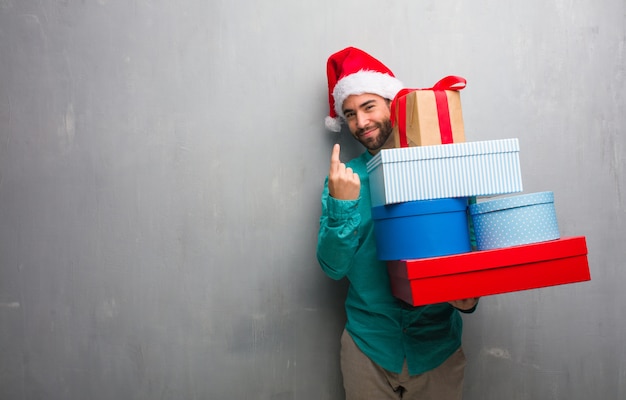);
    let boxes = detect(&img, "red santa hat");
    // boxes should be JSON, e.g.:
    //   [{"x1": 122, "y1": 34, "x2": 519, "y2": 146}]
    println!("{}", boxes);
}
[{"x1": 325, "y1": 47, "x2": 404, "y2": 132}]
